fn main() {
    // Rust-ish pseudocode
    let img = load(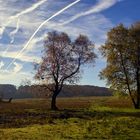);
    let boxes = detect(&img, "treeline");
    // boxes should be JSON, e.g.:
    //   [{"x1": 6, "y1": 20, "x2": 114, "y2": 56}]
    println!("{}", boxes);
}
[{"x1": 0, "y1": 84, "x2": 112, "y2": 99}]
